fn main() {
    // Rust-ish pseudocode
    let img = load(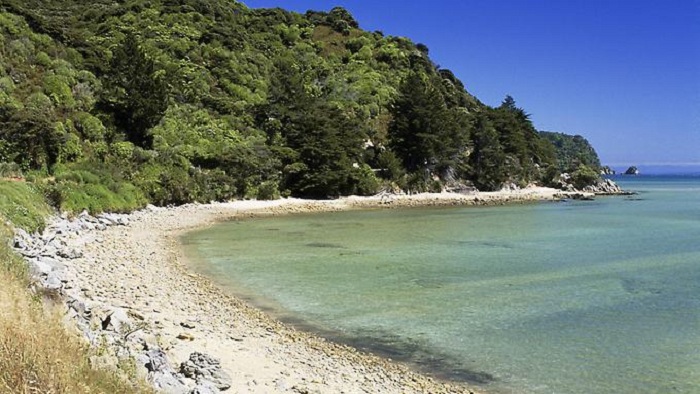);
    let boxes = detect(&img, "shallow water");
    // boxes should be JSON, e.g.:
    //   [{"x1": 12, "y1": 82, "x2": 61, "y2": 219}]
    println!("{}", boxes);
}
[{"x1": 184, "y1": 175, "x2": 700, "y2": 393}]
